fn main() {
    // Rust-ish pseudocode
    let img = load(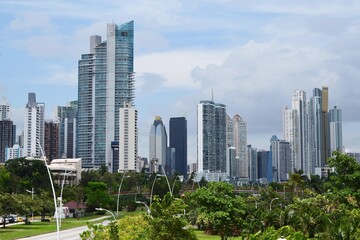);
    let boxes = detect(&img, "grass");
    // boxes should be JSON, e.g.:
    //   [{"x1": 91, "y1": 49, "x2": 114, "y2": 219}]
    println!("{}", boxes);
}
[
  {"x1": 194, "y1": 230, "x2": 243, "y2": 240},
  {"x1": 0, "y1": 214, "x2": 111, "y2": 240}
]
